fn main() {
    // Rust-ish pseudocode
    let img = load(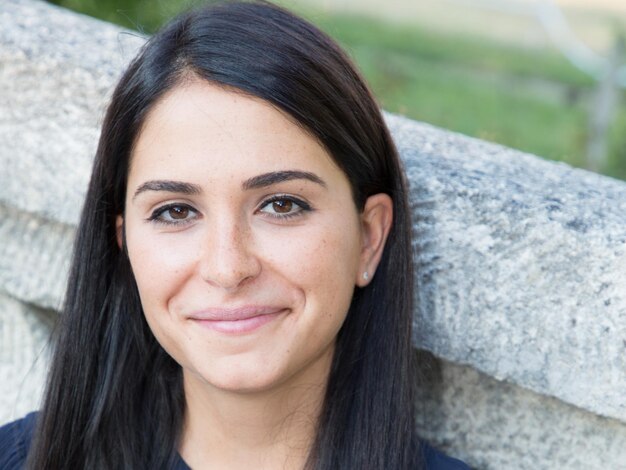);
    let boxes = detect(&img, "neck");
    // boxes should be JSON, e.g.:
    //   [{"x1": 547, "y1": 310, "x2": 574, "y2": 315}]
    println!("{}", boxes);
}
[{"x1": 179, "y1": 354, "x2": 331, "y2": 470}]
